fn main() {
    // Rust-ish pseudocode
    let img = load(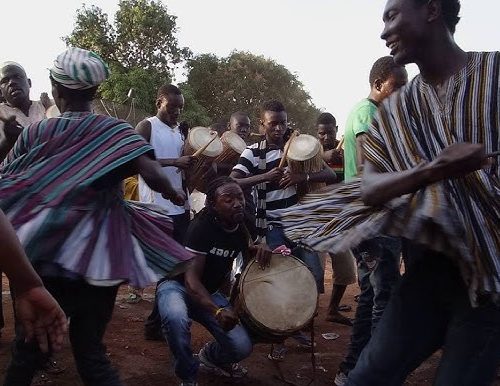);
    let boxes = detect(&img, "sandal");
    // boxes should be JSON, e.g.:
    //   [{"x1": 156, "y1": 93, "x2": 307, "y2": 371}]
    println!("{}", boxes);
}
[{"x1": 267, "y1": 344, "x2": 287, "y2": 361}]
